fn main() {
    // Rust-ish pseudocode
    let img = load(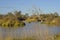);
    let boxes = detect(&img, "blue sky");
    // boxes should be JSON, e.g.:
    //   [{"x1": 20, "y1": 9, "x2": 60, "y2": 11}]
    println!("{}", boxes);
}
[{"x1": 0, "y1": 0, "x2": 60, "y2": 14}]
